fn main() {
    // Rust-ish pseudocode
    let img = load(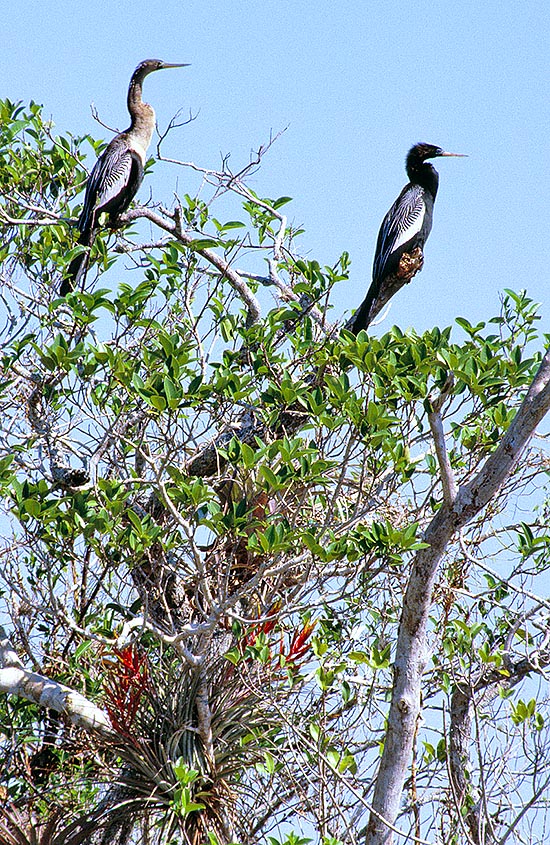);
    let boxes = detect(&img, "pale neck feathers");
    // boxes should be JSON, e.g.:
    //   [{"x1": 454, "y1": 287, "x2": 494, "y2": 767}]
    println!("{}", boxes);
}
[
  {"x1": 127, "y1": 105, "x2": 156, "y2": 160},
  {"x1": 126, "y1": 79, "x2": 156, "y2": 158}
]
